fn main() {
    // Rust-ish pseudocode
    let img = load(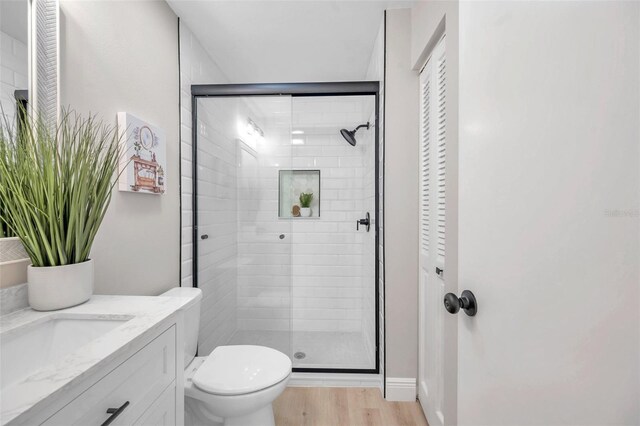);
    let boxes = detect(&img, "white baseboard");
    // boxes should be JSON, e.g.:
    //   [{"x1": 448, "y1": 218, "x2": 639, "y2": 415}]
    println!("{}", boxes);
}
[
  {"x1": 385, "y1": 377, "x2": 417, "y2": 401},
  {"x1": 289, "y1": 372, "x2": 383, "y2": 390}
]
